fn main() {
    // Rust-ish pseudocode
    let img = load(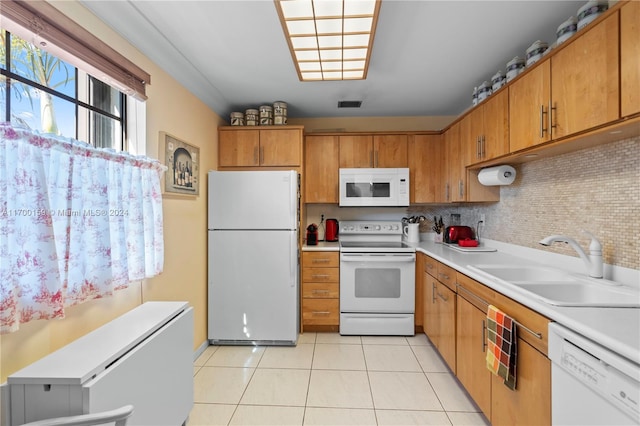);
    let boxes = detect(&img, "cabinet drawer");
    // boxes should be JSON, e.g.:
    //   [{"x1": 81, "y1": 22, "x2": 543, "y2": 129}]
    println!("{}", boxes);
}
[
  {"x1": 456, "y1": 272, "x2": 550, "y2": 355},
  {"x1": 302, "y1": 268, "x2": 339, "y2": 283},
  {"x1": 302, "y1": 299, "x2": 339, "y2": 325},
  {"x1": 437, "y1": 262, "x2": 456, "y2": 291},
  {"x1": 303, "y1": 282, "x2": 339, "y2": 298},
  {"x1": 302, "y1": 252, "x2": 339, "y2": 268},
  {"x1": 424, "y1": 256, "x2": 438, "y2": 278}
]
